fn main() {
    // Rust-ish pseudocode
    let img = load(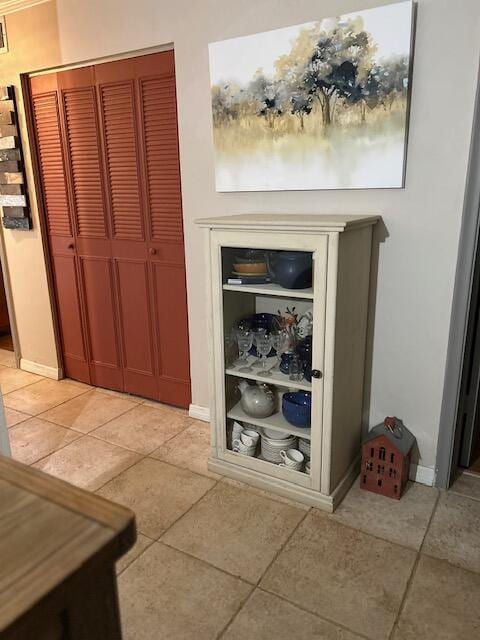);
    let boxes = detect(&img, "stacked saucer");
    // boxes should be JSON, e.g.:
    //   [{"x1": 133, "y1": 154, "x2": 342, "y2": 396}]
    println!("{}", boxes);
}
[
  {"x1": 261, "y1": 430, "x2": 297, "y2": 463},
  {"x1": 298, "y1": 438, "x2": 311, "y2": 459}
]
